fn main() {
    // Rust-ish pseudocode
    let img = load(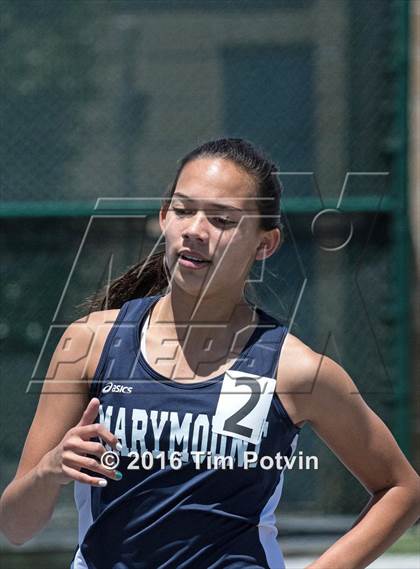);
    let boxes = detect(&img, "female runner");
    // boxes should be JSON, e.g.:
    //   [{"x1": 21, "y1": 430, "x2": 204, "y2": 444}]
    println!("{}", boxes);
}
[{"x1": 0, "y1": 138, "x2": 419, "y2": 569}]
